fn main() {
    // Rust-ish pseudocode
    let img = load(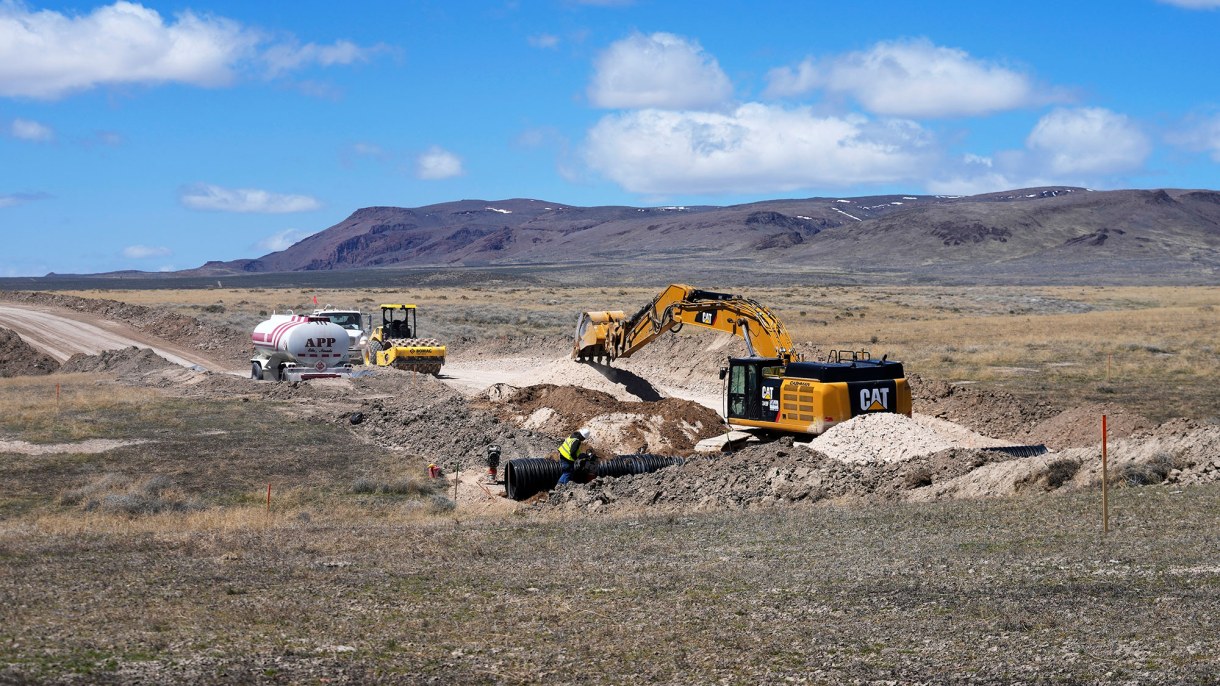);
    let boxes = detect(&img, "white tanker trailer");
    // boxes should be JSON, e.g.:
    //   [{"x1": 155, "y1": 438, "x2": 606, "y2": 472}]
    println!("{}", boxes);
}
[{"x1": 250, "y1": 314, "x2": 354, "y2": 381}]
